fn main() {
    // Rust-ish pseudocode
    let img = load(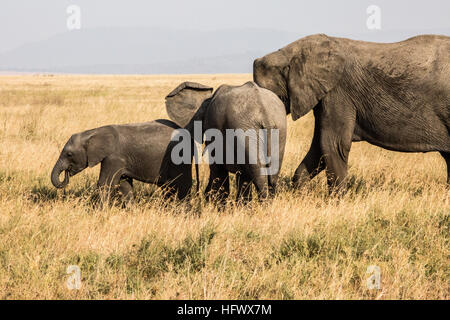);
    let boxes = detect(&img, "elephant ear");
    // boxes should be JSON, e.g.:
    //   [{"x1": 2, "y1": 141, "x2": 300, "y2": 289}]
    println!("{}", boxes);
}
[
  {"x1": 85, "y1": 126, "x2": 117, "y2": 167},
  {"x1": 165, "y1": 82, "x2": 213, "y2": 128},
  {"x1": 288, "y1": 36, "x2": 345, "y2": 120}
]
